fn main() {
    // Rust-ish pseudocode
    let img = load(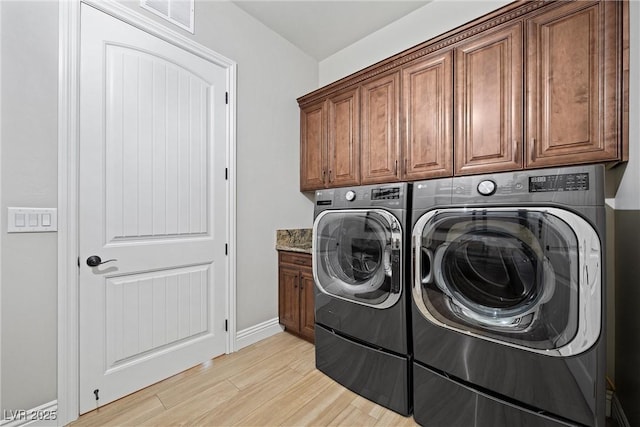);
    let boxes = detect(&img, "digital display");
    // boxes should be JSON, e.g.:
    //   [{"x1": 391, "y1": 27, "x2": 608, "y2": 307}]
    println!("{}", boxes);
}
[
  {"x1": 372, "y1": 187, "x2": 400, "y2": 200},
  {"x1": 529, "y1": 173, "x2": 589, "y2": 192}
]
